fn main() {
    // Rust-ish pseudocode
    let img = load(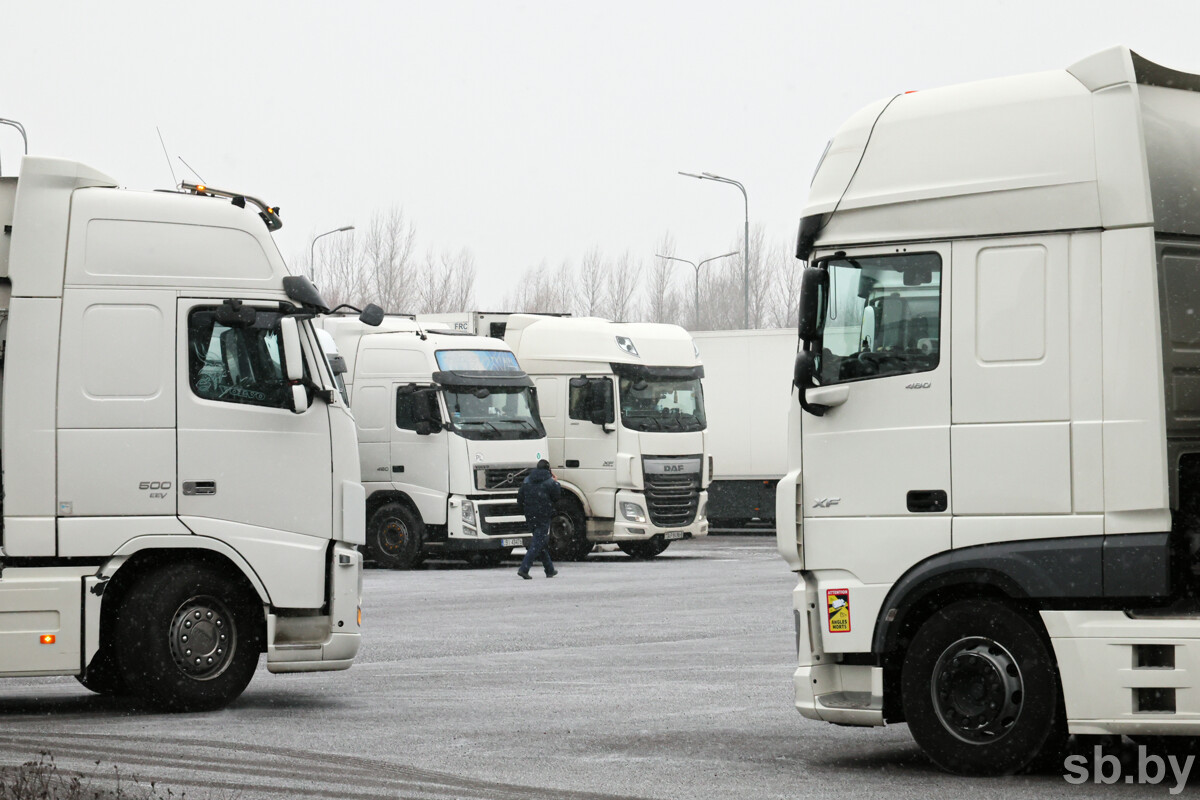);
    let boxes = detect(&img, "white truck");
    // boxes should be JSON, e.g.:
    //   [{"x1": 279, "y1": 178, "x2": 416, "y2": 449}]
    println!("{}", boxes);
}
[
  {"x1": 779, "y1": 46, "x2": 1200, "y2": 774},
  {"x1": 316, "y1": 315, "x2": 547, "y2": 568},
  {"x1": 502, "y1": 314, "x2": 710, "y2": 560},
  {"x1": 692, "y1": 330, "x2": 795, "y2": 528},
  {"x1": 0, "y1": 154, "x2": 366, "y2": 711}
]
